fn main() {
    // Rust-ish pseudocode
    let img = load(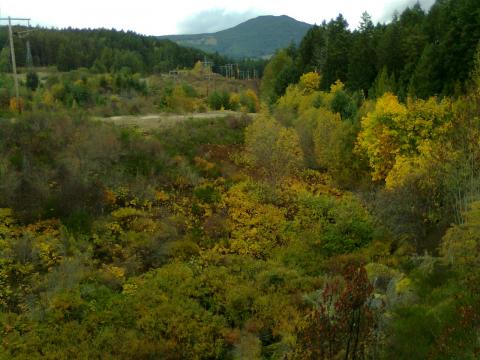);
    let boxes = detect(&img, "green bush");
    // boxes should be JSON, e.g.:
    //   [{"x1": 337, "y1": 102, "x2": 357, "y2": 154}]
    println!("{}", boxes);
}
[
  {"x1": 208, "y1": 91, "x2": 230, "y2": 110},
  {"x1": 330, "y1": 89, "x2": 357, "y2": 120},
  {"x1": 26, "y1": 72, "x2": 40, "y2": 91},
  {"x1": 294, "y1": 193, "x2": 375, "y2": 256}
]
